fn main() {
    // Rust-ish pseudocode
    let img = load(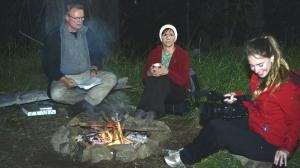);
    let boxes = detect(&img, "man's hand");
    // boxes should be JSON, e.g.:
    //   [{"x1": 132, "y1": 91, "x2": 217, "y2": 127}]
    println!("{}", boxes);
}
[
  {"x1": 90, "y1": 69, "x2": 97, "y2": 77},
  {"x1": 90, "y1": 66, "x2": 98, "y2": 77},
  {"x1": 60, "y1": 76, "x2": 76, "y2": 88},
  {"x1": 274, "y1": 149, "x2": 289, "y2": 167}
]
